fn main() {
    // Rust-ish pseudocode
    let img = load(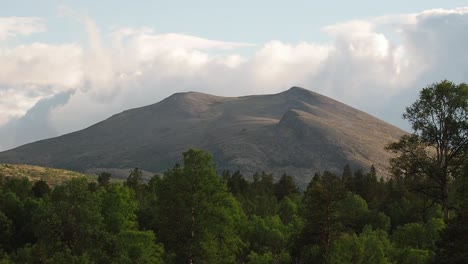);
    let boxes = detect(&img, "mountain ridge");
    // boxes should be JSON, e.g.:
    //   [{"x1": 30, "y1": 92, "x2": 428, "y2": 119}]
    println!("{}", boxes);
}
[{"x1": 0, "y1": 87, "x2": 405, "y2": 186}]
